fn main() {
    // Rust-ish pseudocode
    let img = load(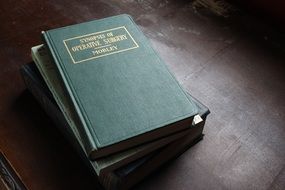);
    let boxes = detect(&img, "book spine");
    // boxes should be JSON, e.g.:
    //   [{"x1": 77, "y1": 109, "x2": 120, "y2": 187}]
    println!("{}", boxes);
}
[
  {"x1": 21, "y1": 65, "x2": 81, "y2": 154},
  {"x1": 42, "y1": 32, "x2": 97, "y2": 159},
  {"x1": 21, "y1": 65, "x2": 99, "y2": 176}
]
